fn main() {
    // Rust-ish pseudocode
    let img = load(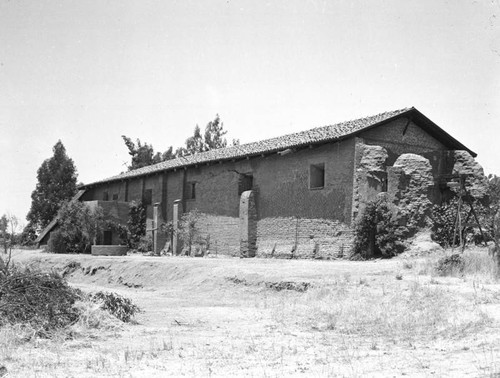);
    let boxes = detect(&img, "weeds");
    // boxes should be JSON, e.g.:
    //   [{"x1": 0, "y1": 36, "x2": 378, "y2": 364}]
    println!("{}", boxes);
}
[{"x1": 88, "y1": 291, "x2": 141, "y2": 323}]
